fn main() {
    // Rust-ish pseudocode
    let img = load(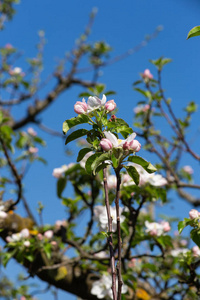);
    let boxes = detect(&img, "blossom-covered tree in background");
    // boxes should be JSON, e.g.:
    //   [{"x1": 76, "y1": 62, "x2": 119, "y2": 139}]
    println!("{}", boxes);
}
[{"x1": 0, "y1": 1, "x2": 200, "y2": 300}]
